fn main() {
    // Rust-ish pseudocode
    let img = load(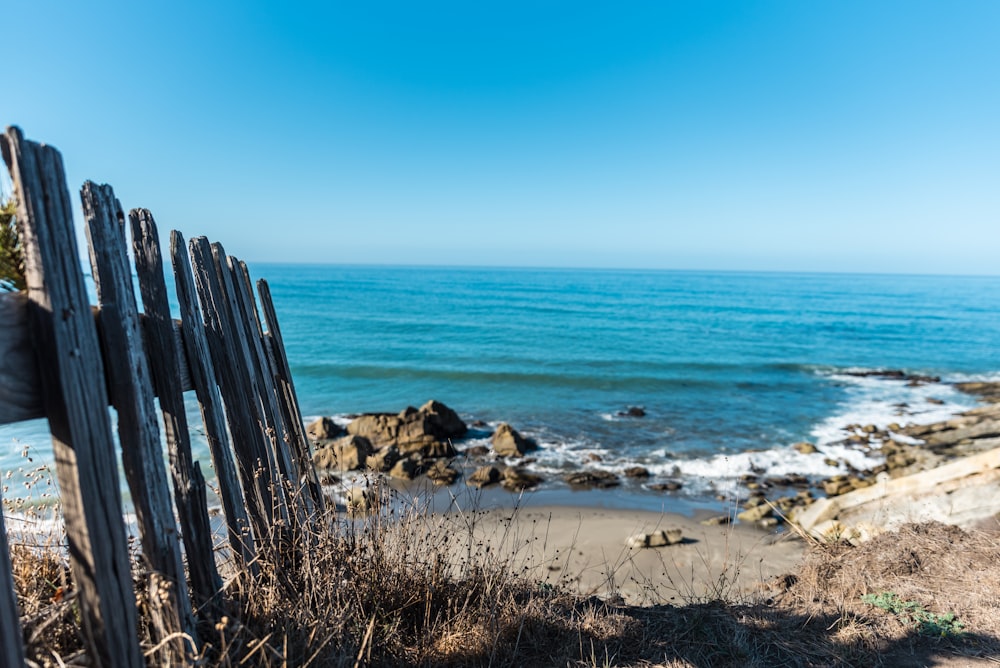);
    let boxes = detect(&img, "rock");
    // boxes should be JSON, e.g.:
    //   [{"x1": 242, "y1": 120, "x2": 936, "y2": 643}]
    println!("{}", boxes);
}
[
  {"x1": 563, "y1": 470, "x2": 620, "y2": 489},
  {"x1": 389, "y1": 457, "x2": 419, "y2": 480},
  {"x1": 618, "y1": 407, "x2": 646, "y2": 418},
  {"x1": 624, "y1": 466, "x2": 650, "y2": 478},
  {"x1": 346, "y1": 486, "x2": 374, "y2": 513},
  {"x1": 501, "y1": 467, "x2": 544, "y2": 491},
  {"x1": 491, "y1": 423, "x2": 535, "y2": 457},
  {"x1": 467, "y1": 465, "x2": 501, "y2": 488},
  {"x1": 463, "y1": 445, "x2": 490, "y2": 457},
  {"x1": 367, "y1": 446, "x2": 400, "y2": 473},
  {"x1": 425, "y1": 460, "x2": 459, "y2": 486},
  {"x1": 626, "y1": 529, "x2": 683, "y2": 548},
  {"x1": 927, "y1": 397, "x2": 945, "y2": 405},
  {"x1": 585, "y1": 453, "x2": 603, "y2": 462},
  {"x1": 757, "y1": 517, "x2": 780, "y2": 529},
  {"x1": 313, "y1": 435, "x2": 373, "y2": 472},
  {"x1": 648, "y1": 481, "x2": 683, "y2": 492},
  {"x1": 307, "y1": 416, "x2": 344, "y2": 441},
  {"x1": 737, "y1": 504, "x2": 773, "y2": 523},
  {"x1": 346, "y1": 400, "x2": 467, "y2": 456},
  {"x1": 792, "y1": 441, "x2": 817, "y2": 455},
  {"x1": 701, "y1": 514, "x2": 732, "y2": 526},
  {"x1": 823, "y1": 479, "x2": 853, "y2": 496},
  {"x1": 334, "y1": 435, "x2": 373, "y2": 471},
  {"x1": 312, "y1": 446, "x2": 337, "y2": 470},
  {"x1": 823, "y1": 457, "x2": 840, "y2": 468},
  {"x1": 419, "y1": 400, "x2": 468, "y2": 438}
]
